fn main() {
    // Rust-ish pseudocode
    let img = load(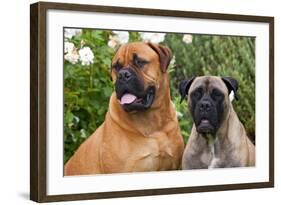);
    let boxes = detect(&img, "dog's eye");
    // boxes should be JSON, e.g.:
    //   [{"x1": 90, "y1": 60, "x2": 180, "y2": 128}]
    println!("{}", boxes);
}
[
  {"x1": 135, "y1": 59, "x2": 148, "y2": 68},
  {"x1": 211, "y1": 89, "x2": 224, "y2": 101},
  {"x1": 112, "y1": 62, "x2": 122, "y2": 71},
  {"x1": 133, "y1": 54, "x2": 148, "y2": 69},
  {"x1": 192, "y1": 89, "x2": 202, "y2": 99}
]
